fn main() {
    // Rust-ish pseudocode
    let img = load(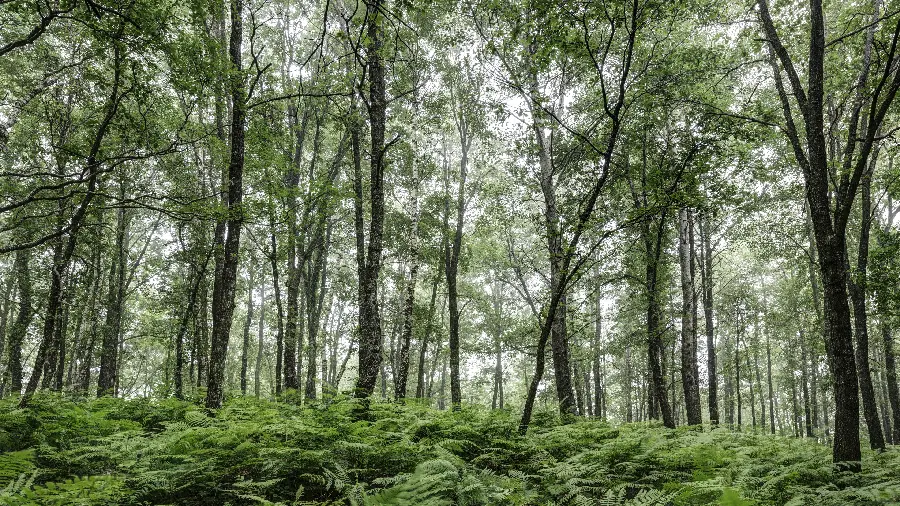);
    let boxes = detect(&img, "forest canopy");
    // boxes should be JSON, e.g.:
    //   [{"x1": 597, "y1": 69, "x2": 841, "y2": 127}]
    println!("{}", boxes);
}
[{"x1": 2, "y1": 0, "x2": 900, "y2": 503}]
